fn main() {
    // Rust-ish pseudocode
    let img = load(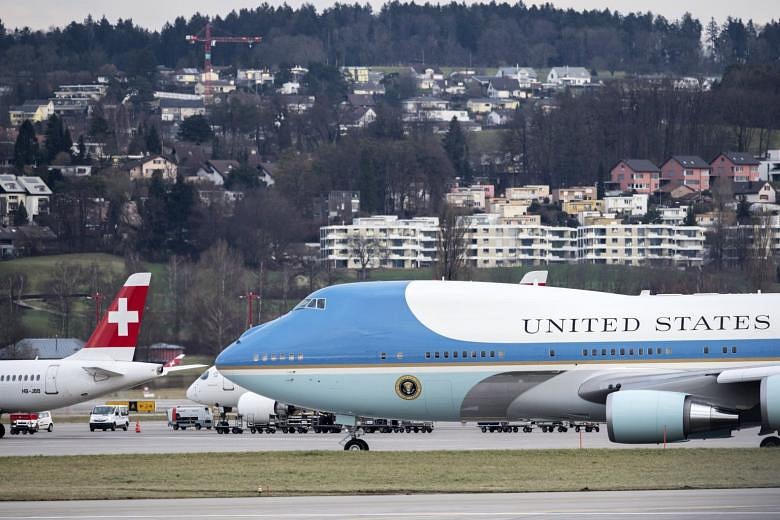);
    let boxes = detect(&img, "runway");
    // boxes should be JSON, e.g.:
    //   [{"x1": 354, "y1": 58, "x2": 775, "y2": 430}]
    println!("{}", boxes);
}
[
  {"x1": 1, "y1": 489, "x2": 778, "y2": 519},
  {"x1": 0, "y1": 421, "x2": 767, "y2": 456}
]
